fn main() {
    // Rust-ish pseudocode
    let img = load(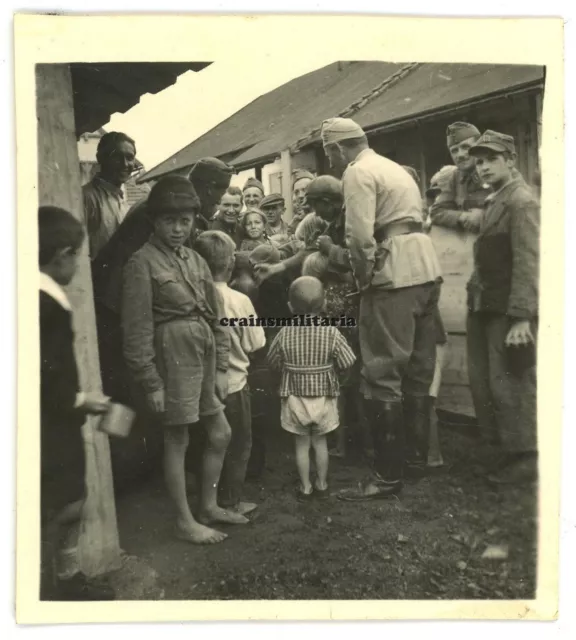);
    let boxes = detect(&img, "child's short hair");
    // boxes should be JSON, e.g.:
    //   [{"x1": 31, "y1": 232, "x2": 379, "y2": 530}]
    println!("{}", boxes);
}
[
  {"x1": 38, "y1": 206, "x2": 85, "y2": 266},
  {"x1": 289, "y1": 276, "x2": 325, "y2": 315},
  {"x1": 194, "y1": 230, "x2": 236, "y2": 276}
]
